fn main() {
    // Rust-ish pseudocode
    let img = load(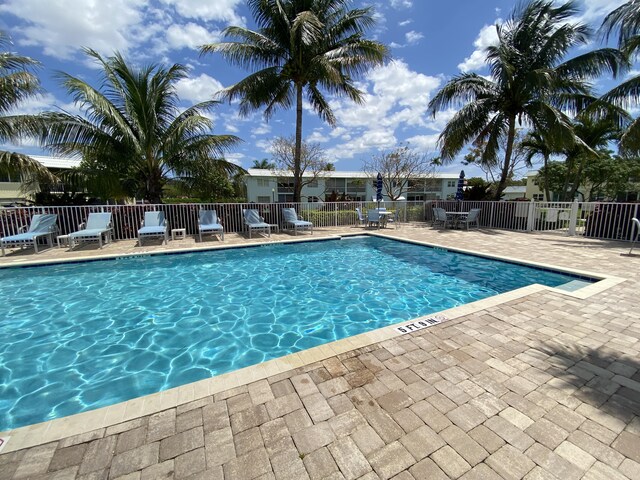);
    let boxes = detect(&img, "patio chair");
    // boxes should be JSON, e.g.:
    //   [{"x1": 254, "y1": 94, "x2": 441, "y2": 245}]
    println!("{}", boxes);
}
[
  {"x1": 460, "y1": 208, "x2": 481, "y2": 230},
  {"x1": 0, "y1": 213, "x2": 58, "y2": 256},
  {"x1": 69, "y1": 212, "x2": 112, "y2": 249},
  {"x1": 432, "y1": 207, "x2": 449, "y2": 229},
  {"x1": 138, "y1": 211, "x2": 169, "y2": 246},
  {"x1": 367, "y1": 209, "x2": 381, "y2": 228},
  {"x1": 355, "y1": 207, "x2": 366, "y2": 227},
  {"x1": 282, "y1": 208, "x2": 313, "y2": 235},
  {"x1": 198, "y1": 210, "x2": 224, "y2": 242},
  {"x1": 630, "y1": 217, "x2": 640, "y2": 254},
  {"x1": 243, "y1": 209, "x2": 270, "y2": 238}
]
